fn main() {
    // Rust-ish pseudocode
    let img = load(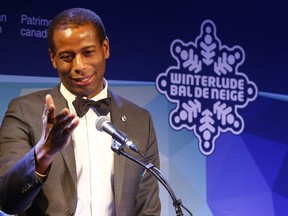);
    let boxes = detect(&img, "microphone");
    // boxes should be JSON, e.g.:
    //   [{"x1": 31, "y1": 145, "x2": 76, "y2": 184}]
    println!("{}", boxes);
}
[{"x1": 95, "y1": 116, "x2": 140, "y2": 153}]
